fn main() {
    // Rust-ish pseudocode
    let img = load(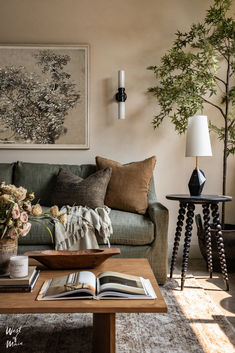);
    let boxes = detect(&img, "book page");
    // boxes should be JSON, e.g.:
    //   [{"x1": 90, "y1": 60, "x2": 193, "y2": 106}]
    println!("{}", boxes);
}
[
  {"x1": 41, "y1": 271, "x2": 96, "y2": 299},
  {"x1": 65, "y1": 271, "x2": 96, "y2": 294},
  {"x1": 97, "y1": 271, "x2": 146, "y2": 295}
]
